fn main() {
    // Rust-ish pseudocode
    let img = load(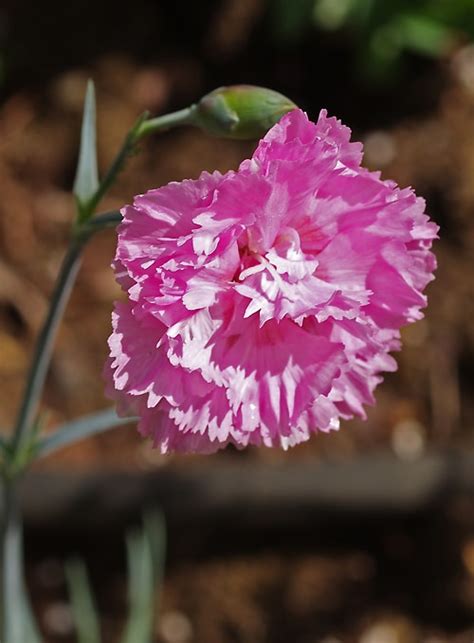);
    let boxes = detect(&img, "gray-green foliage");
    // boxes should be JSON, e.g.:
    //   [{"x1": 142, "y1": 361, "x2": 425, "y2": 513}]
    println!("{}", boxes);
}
[
  {"x1": 1, "y1": 500, "x2": 42, "y2": 643},
  {"x1": 73, "y1": 80, "x2": 99, "y2": 220},
  {"x1": 66, "y1": 512, "x2": 166, "y2": 643}
]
